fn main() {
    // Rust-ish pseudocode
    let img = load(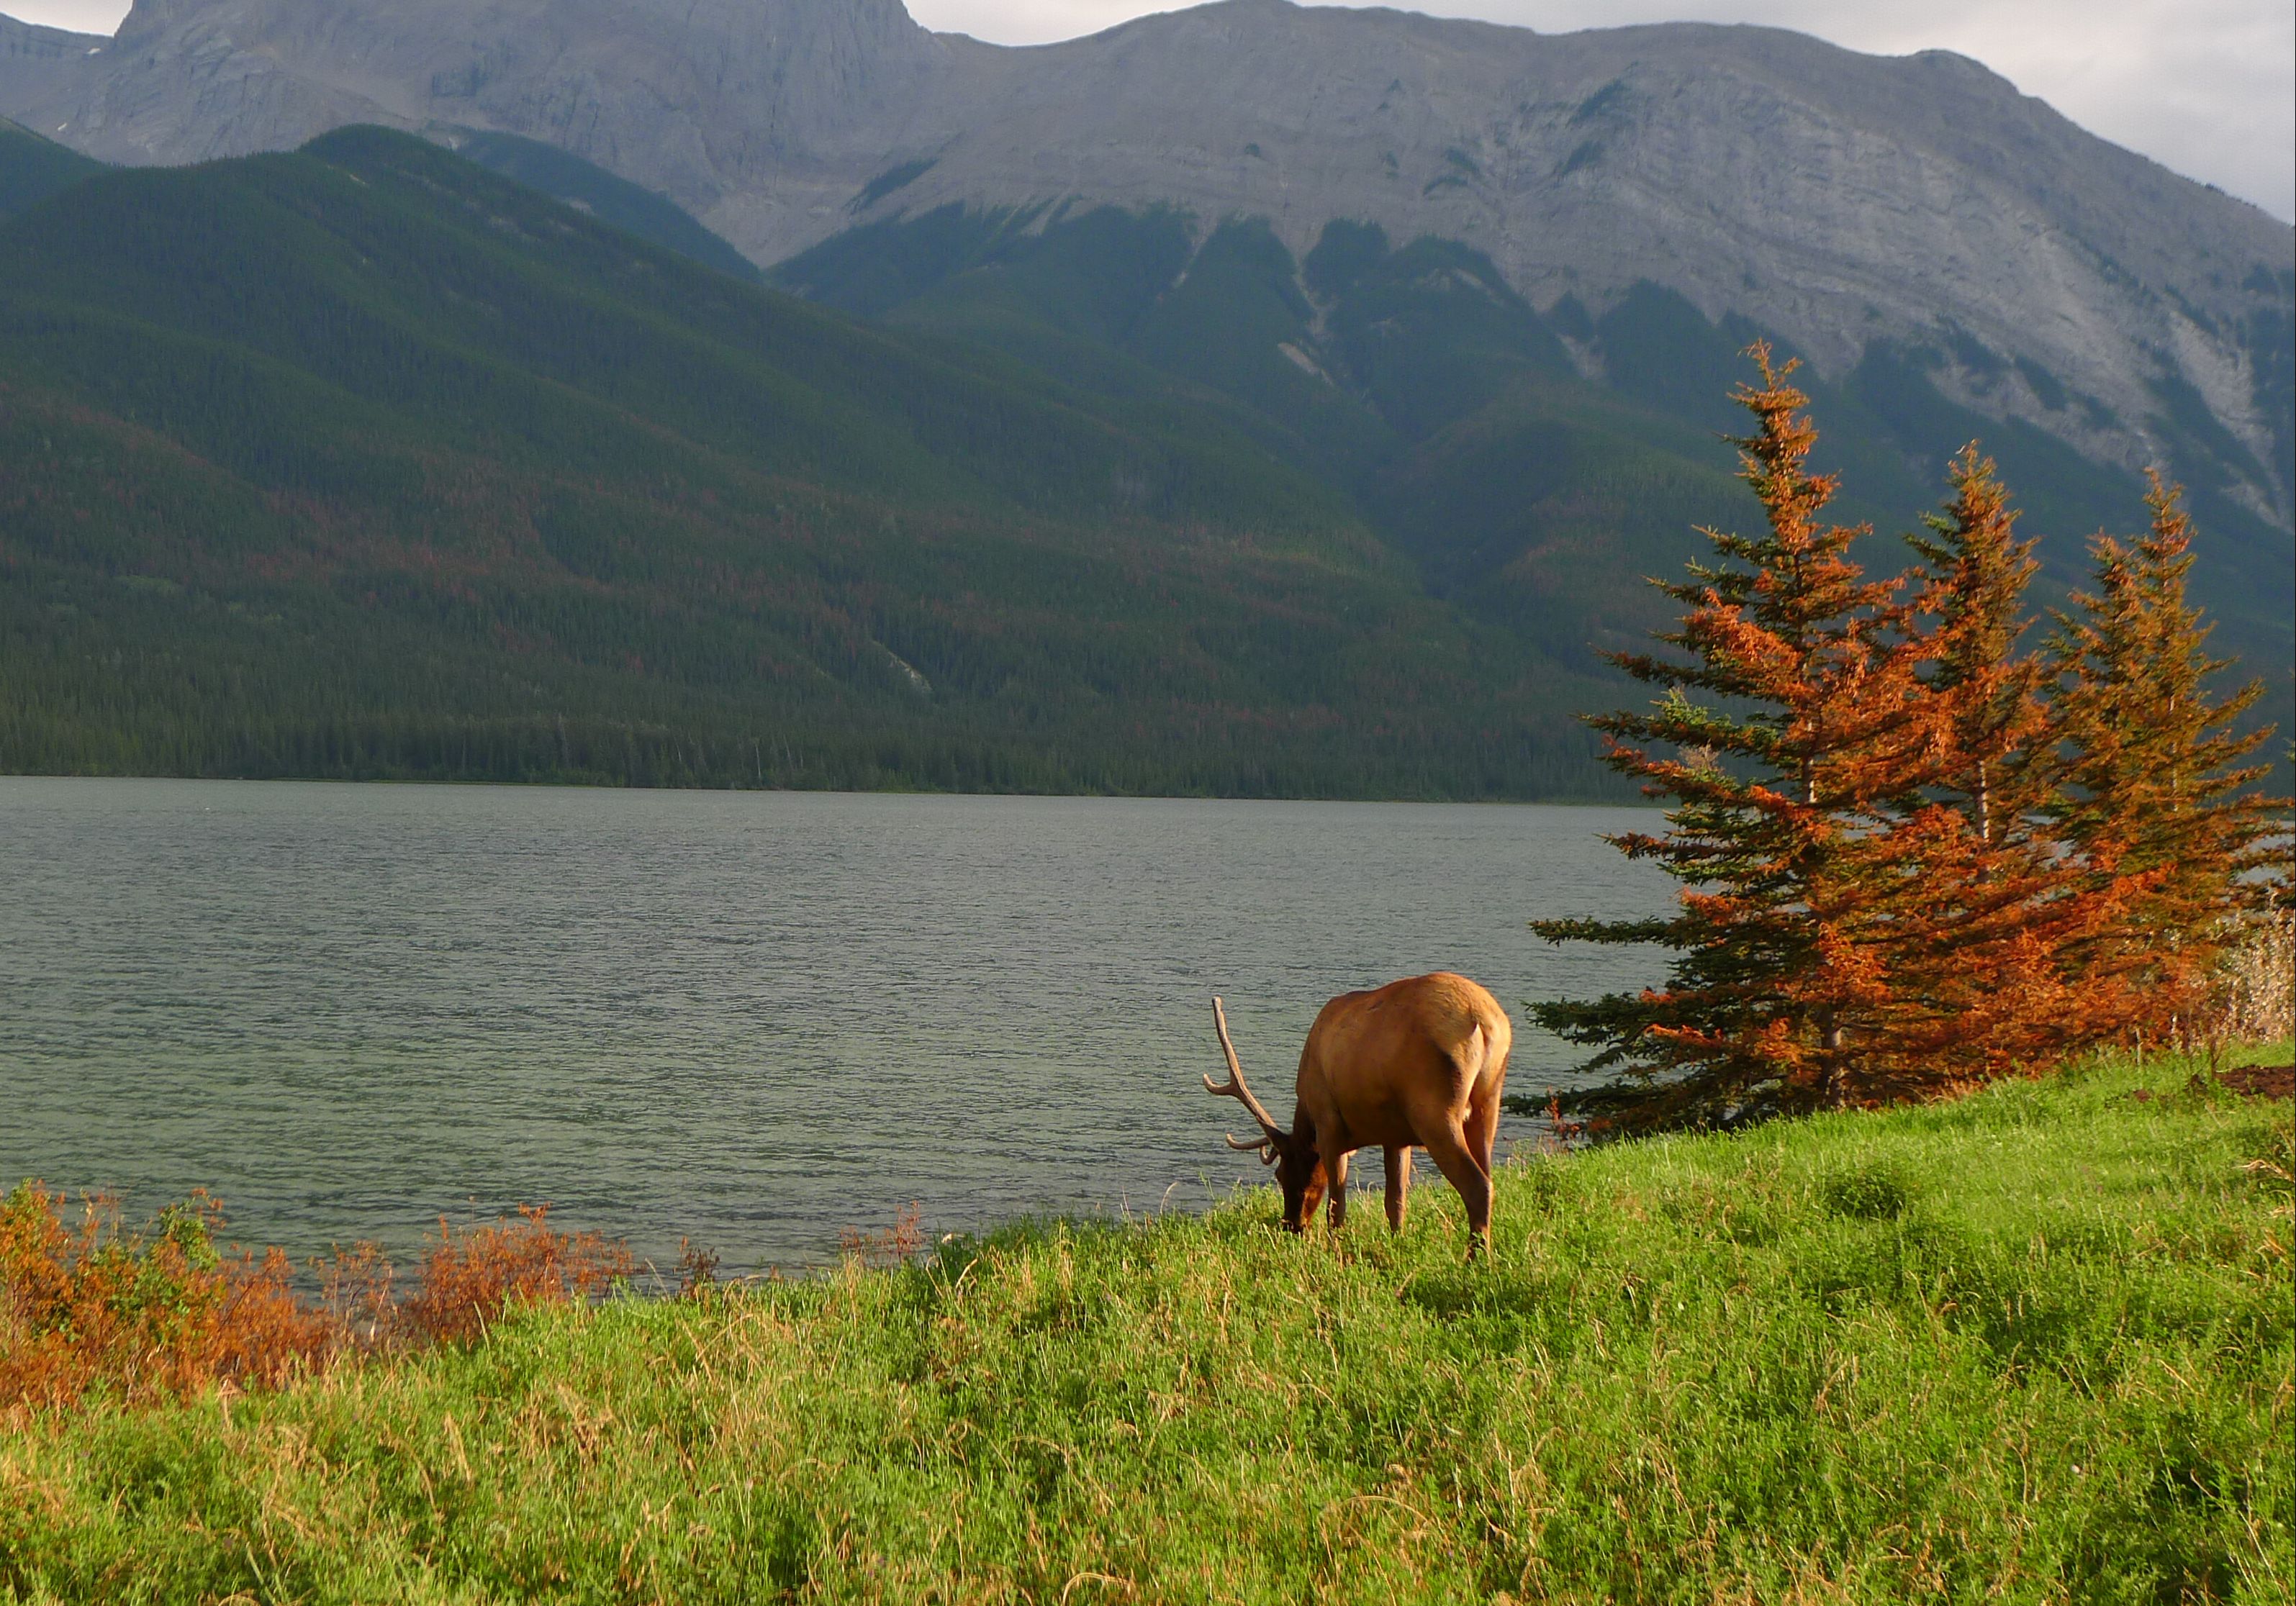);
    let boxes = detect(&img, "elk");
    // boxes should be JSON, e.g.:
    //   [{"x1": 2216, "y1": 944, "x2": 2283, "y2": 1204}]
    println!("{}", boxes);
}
[{"x1": 1204, "y1": 972, "x2": 1514, "y2": 1256}]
